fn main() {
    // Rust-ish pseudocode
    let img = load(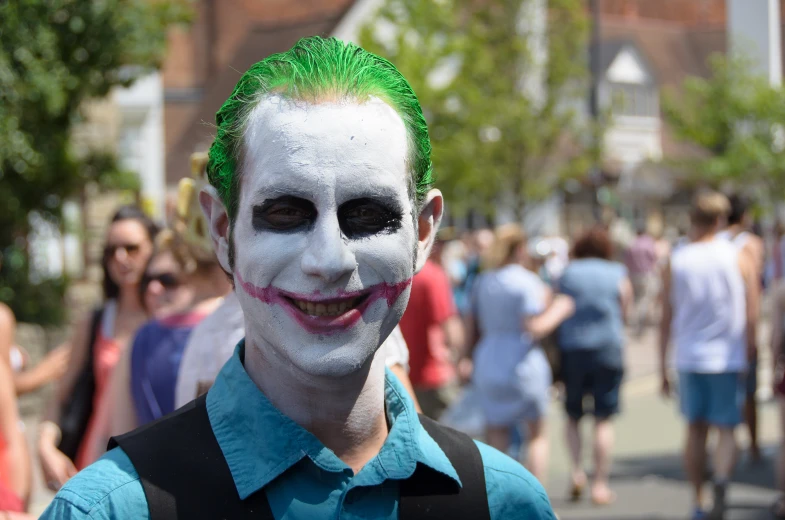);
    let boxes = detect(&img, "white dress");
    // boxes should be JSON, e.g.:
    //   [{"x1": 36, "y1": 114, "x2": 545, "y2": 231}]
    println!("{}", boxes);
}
[{"x1": 471, "y1": 265, "x2": 552, "y2": 427}]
